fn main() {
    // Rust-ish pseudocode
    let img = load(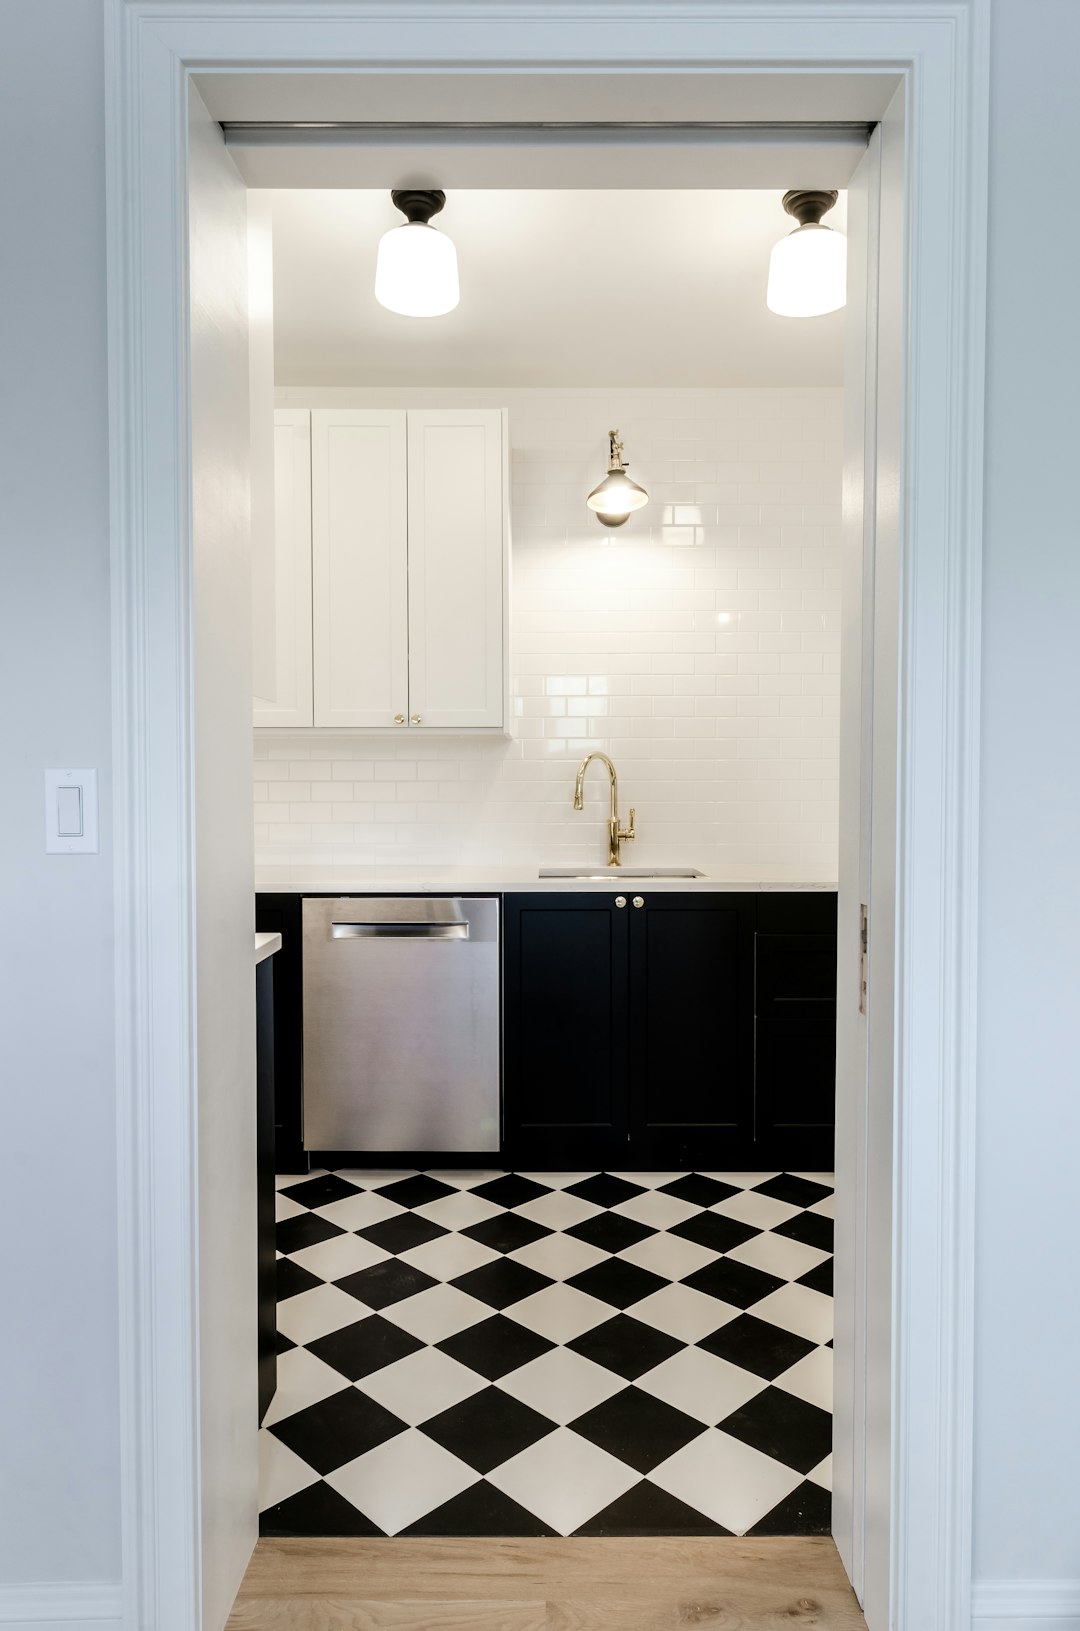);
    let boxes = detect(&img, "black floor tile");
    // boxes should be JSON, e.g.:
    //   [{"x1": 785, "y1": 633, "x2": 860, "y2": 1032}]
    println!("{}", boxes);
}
[
  {"x1": 269, "y1": 1389, "x2": 406, "y2": 1475},
  {"x1": 566, "y1": 1258, "x2": 668, "y2": 1311},
  {"x1": 565, "y1": 1174, "x2": 646, "y2": 1209},
  {"x1": 470, "y1": 1174, "x2": 553, "y2": 1210},
  {"x1": 420, "y1": 1387, "x2": 553, "y2": 1474},
  {"x1": 276, "y1": 1258, "x2": 324, "y2": 1302},
  {"x1": 718, "y1": 1386, "x2": 832, "y2": 1474},
  {"x1": 574, "y1": 1479, "x2": 733, "y2": 1538},
  {"x1": 565, "y1": 1211, "x2": 654, "y2": 1255},
  {"x1": 260, "y1": 1479, "x2": 386, "y2": 1537},
  {"x1": 753, "y1": 1174, "x2": 833, "y2": 1209},
  {"x1": 334, "y1": 1258, "x2": 439, "y2": 1310},
  {"x1": 437, "y1": 1314, "x2": 556, "y2": 1381},
  {"x1": 681, "y1": 1257, "x2": 785, "y2": 1311},
  {"x1": 747, "y1": 1479, "x2": 832, "y2": 1537},
  {"x1": 275, "y1": 1330, "x2": 297, "y2": 1355},
  {"x1": 657, "y1": 1174, "x2": 740, "y2": 1208},
  {"x1": 567, "y1": 1314, "x2": 686, "y2": 1381},
  {"x1": 797, "y1": 1258, "x2": 833, "y2": 1297},
  {"x1": 358, "y1": 1212, "x2": 448, "y2": 1255},
  {"x1": 461, "y1": 1212, "x2": 553, "y2": 1255},
  {"x1": 772, "y1": 1210, "x2": 834, "y2": 1253},
  {"x1": 697, "y1": 1313, "x2": 817, "y2": 1380},
  {"x1": 307, "y1": 1315, "x2": 424, "y2": 1382},
  {"x1": 668, "y1": 1211, "x2": 760, "y2": 1254},
  {"x1": 279, "y1": 1173, "x2": 362, "y2": 1210},
  {"x1": 450, "y1": 1258, "x2": 554, "y2": 1311},
  {"x1": 570, "y1": 1387, "x2": 705, "y2": 1474},
  {"x1": 372, "y1": 1174, "x2": 456, "y2": 1209},
  {"x1": 400, "y1": 1479, "x2": 558, "y2": 1538},
  {"x1": 276, "y1": 1212, "x2": 346, "y2": 1256}
]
